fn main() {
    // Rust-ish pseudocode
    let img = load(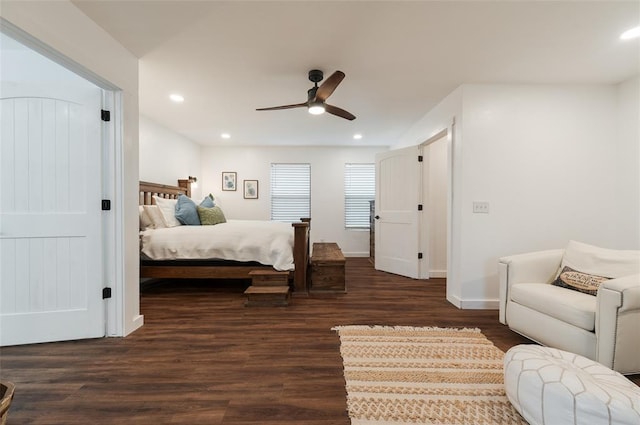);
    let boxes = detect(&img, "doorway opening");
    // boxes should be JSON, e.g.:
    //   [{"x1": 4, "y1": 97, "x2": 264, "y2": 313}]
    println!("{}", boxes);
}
[{"x1": 419, "y1": 129, "x2": 451, "y2": 280}]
